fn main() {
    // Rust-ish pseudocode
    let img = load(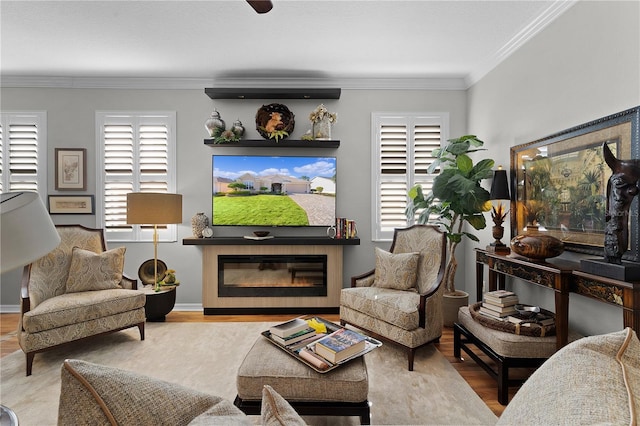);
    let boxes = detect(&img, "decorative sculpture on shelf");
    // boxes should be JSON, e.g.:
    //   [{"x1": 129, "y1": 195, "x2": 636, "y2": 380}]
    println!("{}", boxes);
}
[{"x1": 602, "y1": 142, "x2": 640, "y2": 264}]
